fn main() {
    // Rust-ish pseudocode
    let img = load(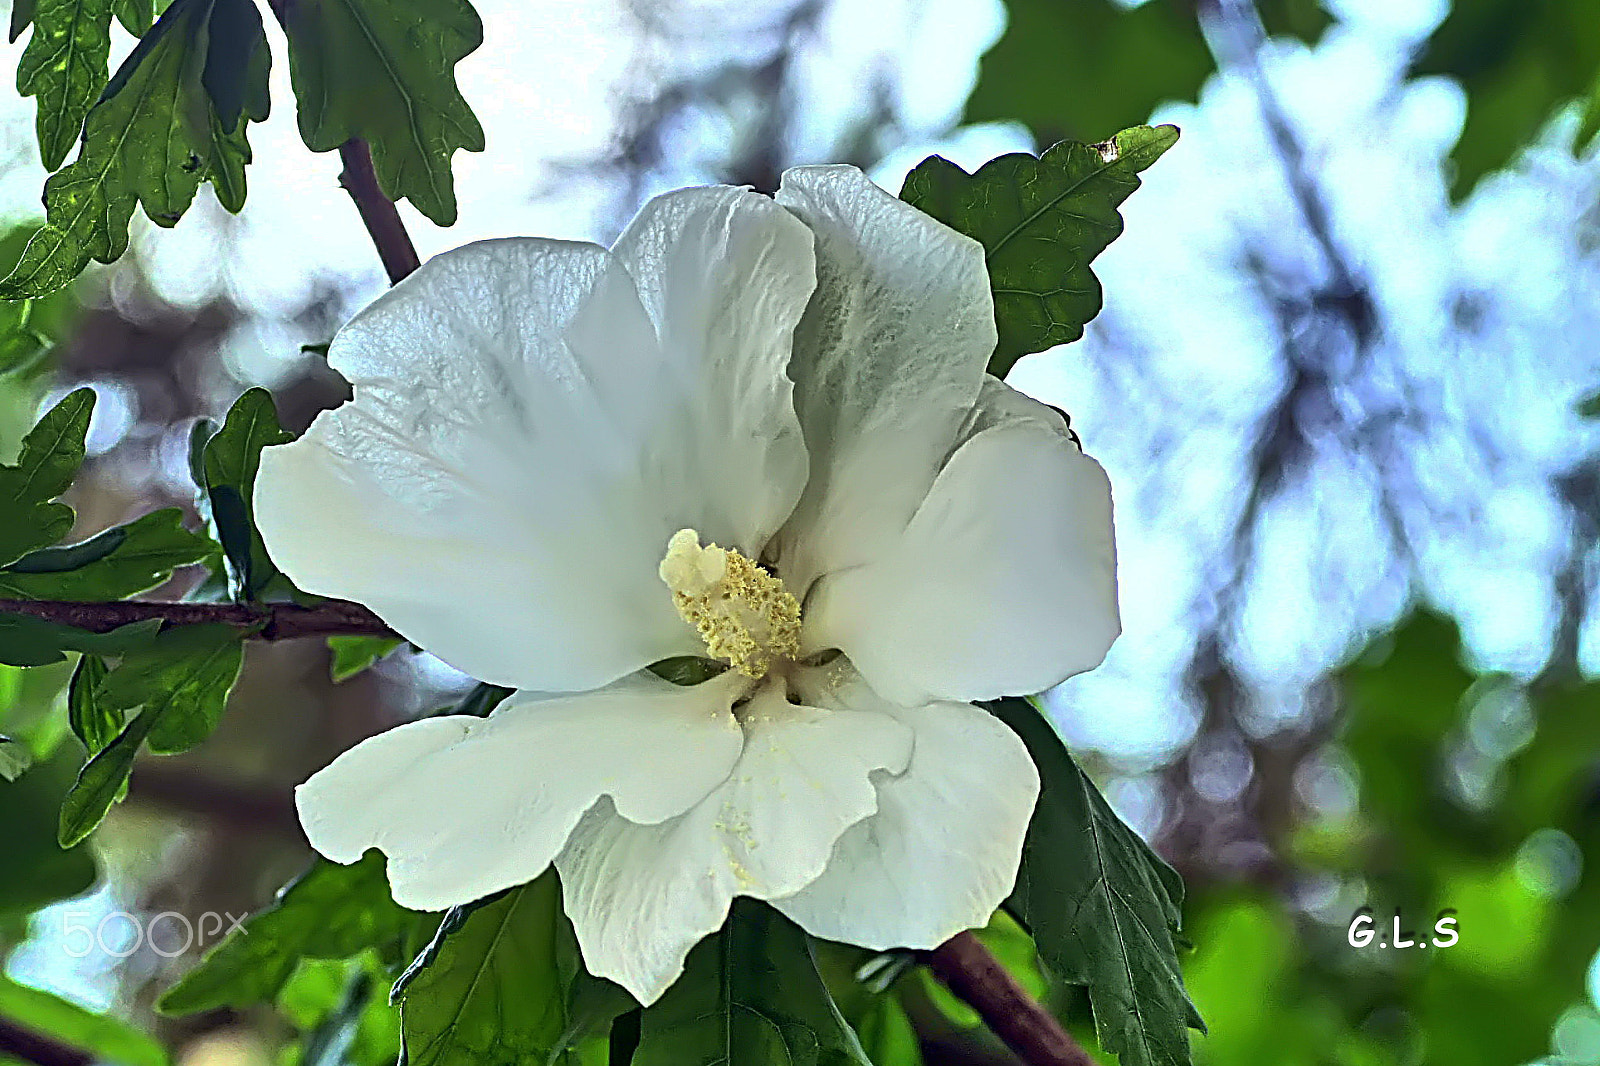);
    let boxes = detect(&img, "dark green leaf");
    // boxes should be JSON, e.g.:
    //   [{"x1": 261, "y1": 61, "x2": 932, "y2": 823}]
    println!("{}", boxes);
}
[
  {"x1": 199, "y1": 388, "x2": 293, "y2": 600},
  {"x1": 17, "y1": 0, "x2": 114, "y2": 170},
  {"x1": 9, "y1": 0, "x2": 38, "y2": 41},
  {"x1": 160, "y1": 851, "x2": 420, "y2": 1015},
  {"x1": 633, "y1": 898, "x2": 870, "y2": 1066},
  {"x1": 0, "y1": 0, "x2": 270, "y2": 298},
  {"x1": 329, "y1": 635, "x2": 402, "y2": 682},
  {"x1": 646, "y1": 656, "x2": 727, "y2": 687},
  {"x1": 0, "y1": 613, "x2": 159, "y2": 667},
  {"x1": 0, "y1": 509, "x2": 216, "y2": 599},
  {"x1": 57, "y1": 694, "x2": 158, "y2": 846},
  {"x1": 111, "y1": 0, "x2": 154, "y2": 34},
  {"x1": 0, "y1": 388, "x2": 94, "y2": 566},
  {"x1": 0, "y1": 974, "x2": 167, "y2": 1066},
  {"x1": 393, "y1": 871, "x2": 622, "y2": 1066},
  {"x1": 432, "y1": 681, "x2": 512, "y2": 719},
  {"x1": 901, "y1": 126, "x2": 1177, "y2": 378},
  {"x1": 95, "y1": 620, "x2": 243, "y2": 754},
  {"x1": 67, "y1": 652, "x2": 116, "y2": 753},
  {"x1": 279, "y1": 0, "x2": 485, "y2": 225},
  {"x1": 985, "y1": 697, "x2": 1202, "y2": 1066},
  {"x1": 0, "y1": 748, "x2": 97, "y2": 912}
]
